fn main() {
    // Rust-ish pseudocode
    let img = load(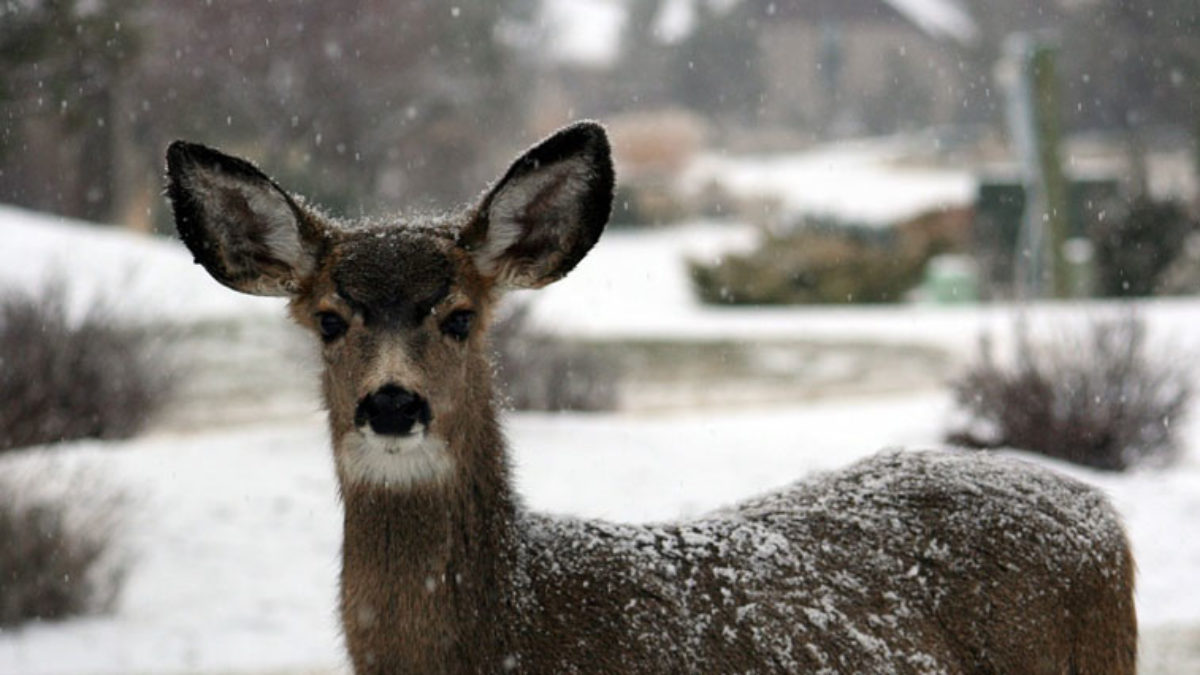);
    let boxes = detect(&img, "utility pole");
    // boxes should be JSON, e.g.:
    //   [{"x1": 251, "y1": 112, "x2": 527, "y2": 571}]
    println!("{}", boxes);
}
[{"x1": 1000, "y1": 33, "x2": 1071, "y2": 299}]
